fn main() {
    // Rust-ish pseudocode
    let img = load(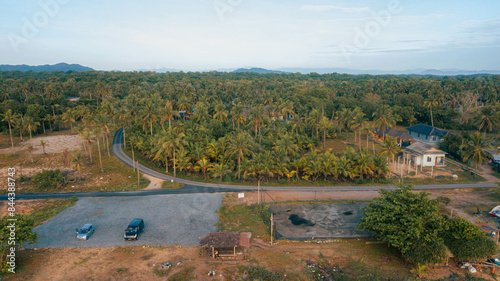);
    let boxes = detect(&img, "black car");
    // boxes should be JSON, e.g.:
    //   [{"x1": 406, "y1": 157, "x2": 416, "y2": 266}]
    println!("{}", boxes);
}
[{"x1": 124, "y1": 218, "x2": 144, "y2": 240}]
